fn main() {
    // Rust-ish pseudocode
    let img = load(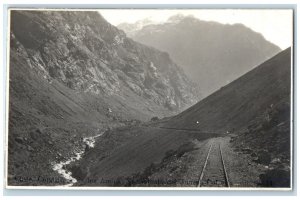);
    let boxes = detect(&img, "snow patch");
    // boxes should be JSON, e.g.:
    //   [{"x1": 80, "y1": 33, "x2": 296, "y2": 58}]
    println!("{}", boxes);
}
[{"x1": 113, "y1": 35, "x2": 124, "y2": 45}]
